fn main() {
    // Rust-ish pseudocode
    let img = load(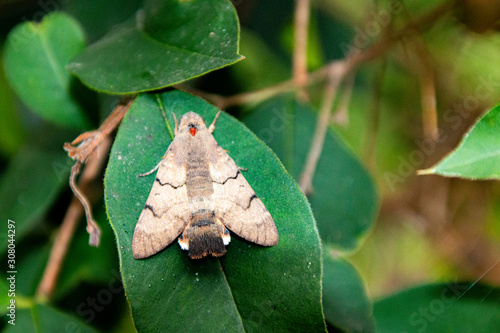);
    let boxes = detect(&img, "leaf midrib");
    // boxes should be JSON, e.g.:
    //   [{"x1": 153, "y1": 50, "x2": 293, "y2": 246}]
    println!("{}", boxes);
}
[
  {"x1": 35, "y1": 24, "x2": 68, "y2": 93},
  {"x1": 440, "y1": 146, "x2": 500, "y2": 172}
]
